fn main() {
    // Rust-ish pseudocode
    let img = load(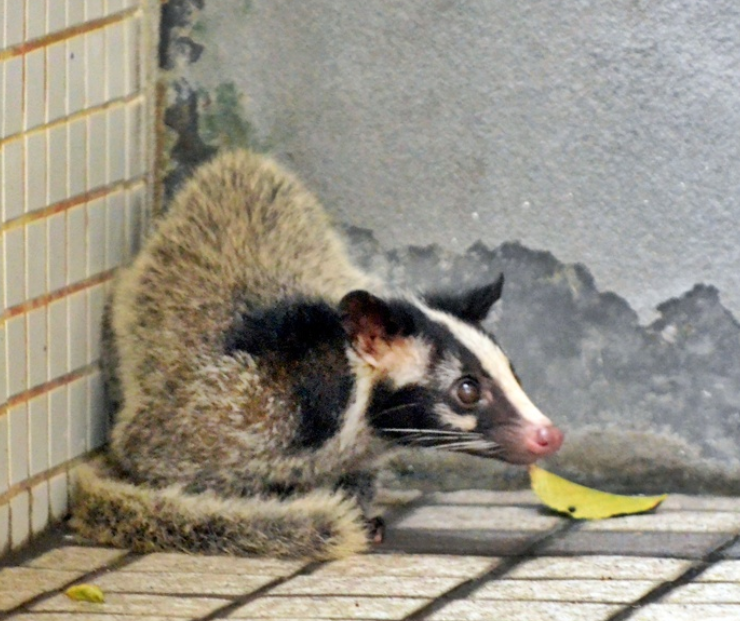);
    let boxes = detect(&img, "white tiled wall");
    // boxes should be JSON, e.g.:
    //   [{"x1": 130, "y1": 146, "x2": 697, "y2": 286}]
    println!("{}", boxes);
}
[{"x1": 0, "y1": 0, "x2": 156, "y2": 555}]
